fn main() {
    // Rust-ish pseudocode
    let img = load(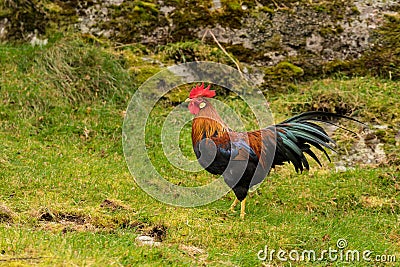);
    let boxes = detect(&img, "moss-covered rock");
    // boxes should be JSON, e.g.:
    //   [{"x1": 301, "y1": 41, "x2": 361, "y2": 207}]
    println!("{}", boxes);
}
[
  {"x1": 262, "y1": 61, "x2": 304, "y2": 91},
  {"x1": 0, "y1": 0, "x2": 78, "y2": 41},
  {"x1": 1, "y1": 0, "x2": 399, "y2": 91},
  {"x1": 157, "y1": 41, "x2": 233, "y2": 64},
  {"x1": 102, "y1": 0, "x2": 167, "y2": 43},
  {"x1": 359, "y1": 13, "x2": 400, "y2": 79},
  {"x1": 321, "y1": 13, "x2": 400, "y2": 80}
]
